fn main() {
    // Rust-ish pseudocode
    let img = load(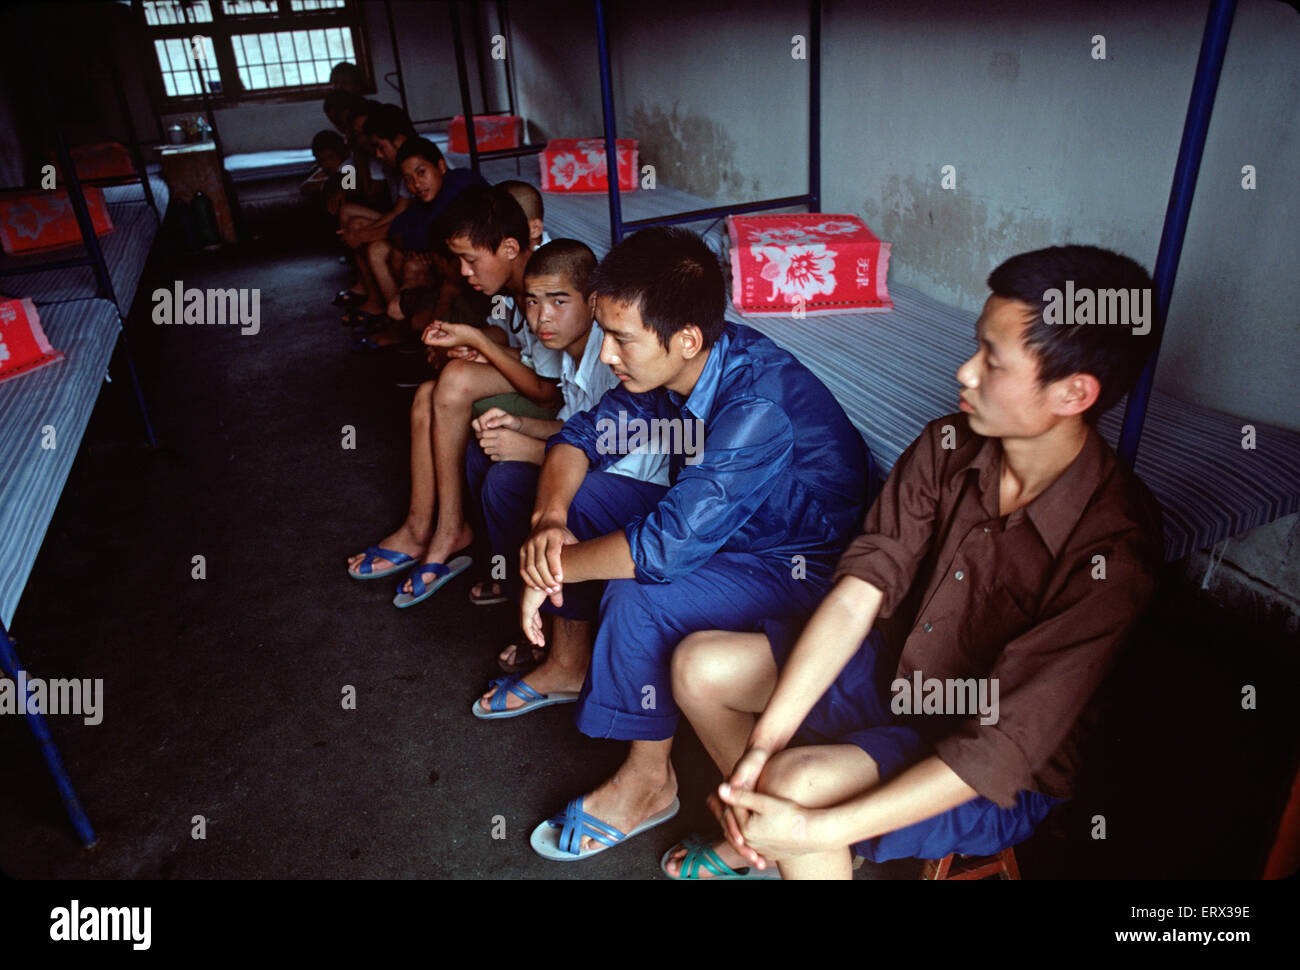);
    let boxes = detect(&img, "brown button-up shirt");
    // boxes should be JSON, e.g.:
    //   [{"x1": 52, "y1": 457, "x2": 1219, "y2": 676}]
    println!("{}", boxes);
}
[{"x1": 834, "y1": 415, "x2": 1163, "y2": 808}]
